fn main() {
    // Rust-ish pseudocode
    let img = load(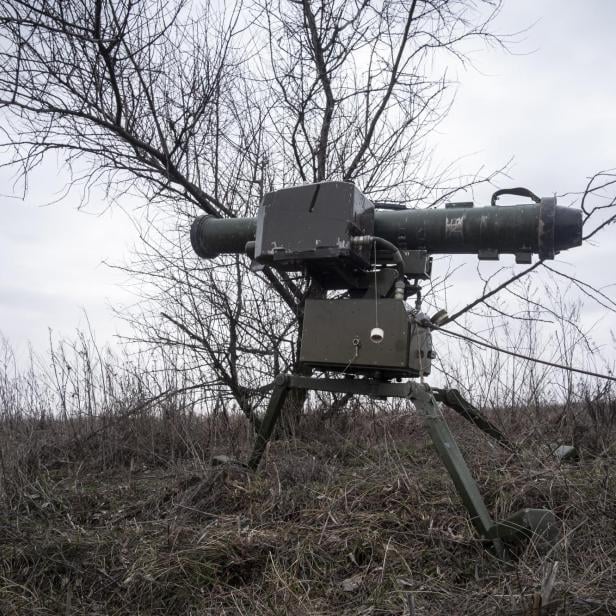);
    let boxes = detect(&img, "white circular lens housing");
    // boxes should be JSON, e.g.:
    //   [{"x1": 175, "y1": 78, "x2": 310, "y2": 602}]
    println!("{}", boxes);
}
[{"x1": 370, "y1": 327, "x2": 384, "y2": 344}]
